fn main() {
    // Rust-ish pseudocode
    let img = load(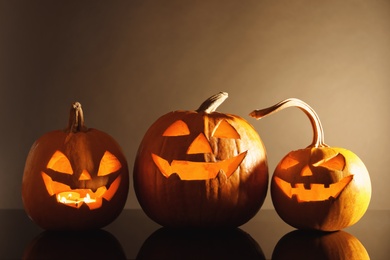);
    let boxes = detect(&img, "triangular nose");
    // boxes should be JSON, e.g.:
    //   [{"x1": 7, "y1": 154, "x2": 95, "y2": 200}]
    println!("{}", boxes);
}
[
  {"x1": 79, "y1": 170, "x2": 92, "y2": 180},
  {"x1": 187, "y1": 133, "x2": 213, "y2": 154},
  {"x1": 301, "y1": 165, "x2": 313, "y2": 176}
]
